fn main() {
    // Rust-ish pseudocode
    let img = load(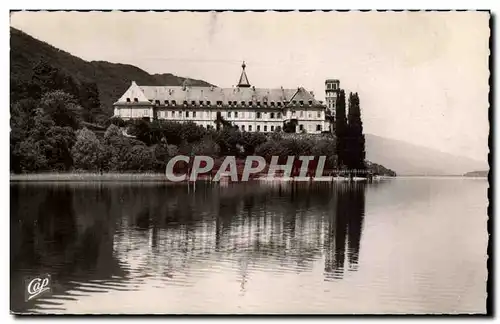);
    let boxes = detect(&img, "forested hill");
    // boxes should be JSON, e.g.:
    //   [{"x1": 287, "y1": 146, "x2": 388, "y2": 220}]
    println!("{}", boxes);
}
[{"x1": 10, "y1": 27, "x2": 214, "y2": 116}]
